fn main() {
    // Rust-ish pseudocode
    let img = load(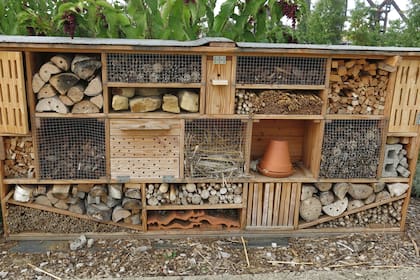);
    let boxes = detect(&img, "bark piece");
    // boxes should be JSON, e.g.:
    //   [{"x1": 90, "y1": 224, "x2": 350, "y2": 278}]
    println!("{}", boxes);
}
[
  {"x1": 71, "y1": 100, "x2": 100, "y2": 114},
  {"x1": 112, "y1": 95, "x2": 129, "y2": 111},
  {"x1": 322, "y1": 197, "x2": 348, "y2": 217},
  {"x1": 50, "y1": 54, "x2": 73, "y2": 71},
  {"x1": 39, "y1": 62, "x2": 62, "y2": 82},
  {"x1": 130, "y1": 96, "x2": 161, "y2": 113},
  {"x1": 178, "y1": 90, "x2": 199, "y2": 112},
  {"x1": 162, "y1": 94, "x2": 180, "y2": 113},
  {"x1": 299, "y1": 197, "x2": 322, "y2": 222},
  {"x1": 49, "y1": 73, "x2": 80, "y2": 95},
  {"x1": 35, "y1": 96, "x2": 69, "y2": 113},
  {"x1": 84, "y1": 76, "x2": 102, "y2": 96},
  {"x1": 32, "y1": 73, "x2": 46, "y2": 93}
]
